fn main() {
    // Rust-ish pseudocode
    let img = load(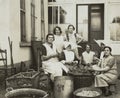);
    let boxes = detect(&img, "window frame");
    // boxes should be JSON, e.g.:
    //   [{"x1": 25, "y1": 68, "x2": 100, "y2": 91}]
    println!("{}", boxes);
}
[
  {"x1": 20, "y1": 0, "x2": 26, "y2": 42},
  {"x1": 41, "y1": 0, "x2": 45, "y2": 42},
  {"x1": 31, "y1": 0, "x2": 36, "y2": 41},
  {"x1": 108, "y1": 3, "x2": 120, "y2": 42}
]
